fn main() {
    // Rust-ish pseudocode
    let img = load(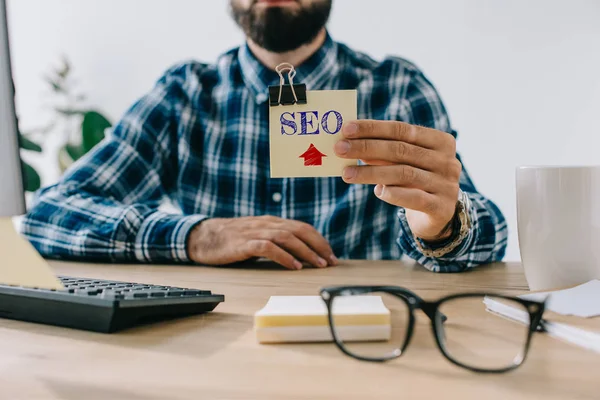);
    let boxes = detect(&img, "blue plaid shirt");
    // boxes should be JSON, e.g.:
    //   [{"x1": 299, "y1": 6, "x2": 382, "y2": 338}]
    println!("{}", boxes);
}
[{"x1": 21, "y1": 33, "x2": 507, "y2": 272}]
